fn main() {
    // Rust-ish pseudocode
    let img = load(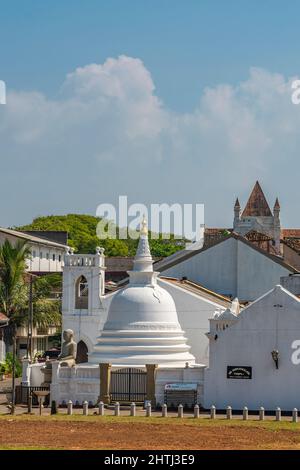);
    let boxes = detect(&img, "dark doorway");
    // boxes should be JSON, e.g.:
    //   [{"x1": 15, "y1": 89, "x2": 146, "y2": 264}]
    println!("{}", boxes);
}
[{"x1": 76, "y1": 340, "x2": 88, "y2": 363}]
